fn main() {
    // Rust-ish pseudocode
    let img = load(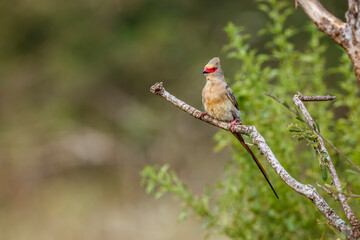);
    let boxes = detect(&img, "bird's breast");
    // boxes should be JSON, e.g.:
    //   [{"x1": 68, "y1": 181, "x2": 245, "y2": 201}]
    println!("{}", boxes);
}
[{"x1": 202, "y1": 85, "x2": 234, "y2": 121}]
